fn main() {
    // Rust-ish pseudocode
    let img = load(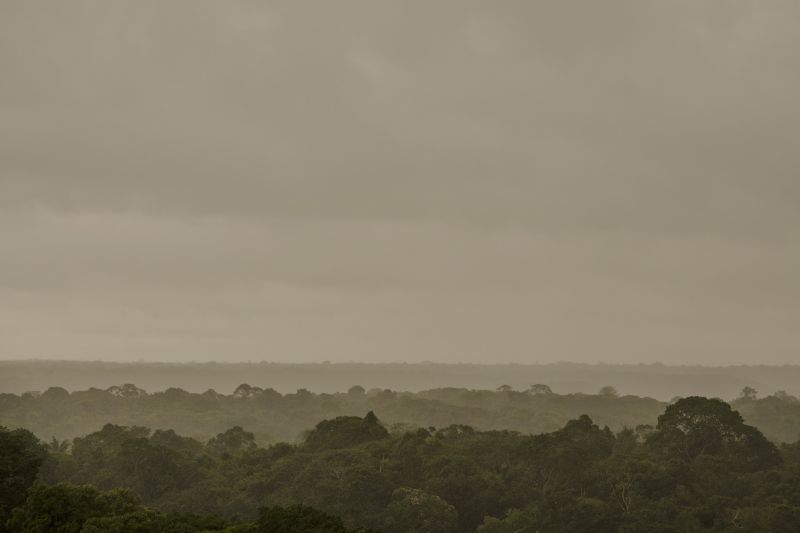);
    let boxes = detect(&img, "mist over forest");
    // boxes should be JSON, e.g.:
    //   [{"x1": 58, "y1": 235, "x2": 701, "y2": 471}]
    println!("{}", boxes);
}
[
  {"x1": 3, "y1": 0, "x2": 800, "y2": 531},
  {"x1": 4, "y1": 363, "x2": 800, "y2": 446},
  {"x1": 4, "y1": 375, "x2": 800, "y2": 532}
]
